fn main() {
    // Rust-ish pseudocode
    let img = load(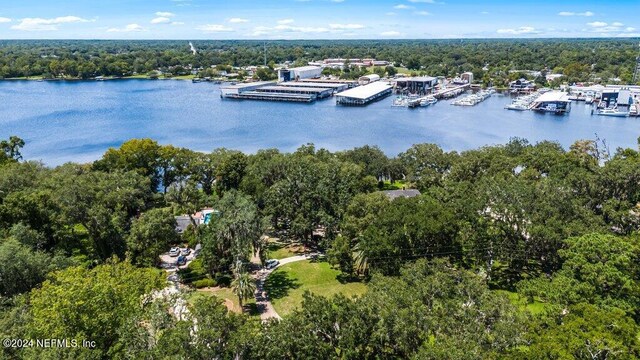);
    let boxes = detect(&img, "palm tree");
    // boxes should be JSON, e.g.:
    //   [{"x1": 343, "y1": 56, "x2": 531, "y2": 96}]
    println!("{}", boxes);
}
[
  {"x1": 231, "y1": 271, "x2": 256, "y2": 310},
  {"x1": 353, "y1": 242, "x2": 369, "y2": 277}
]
